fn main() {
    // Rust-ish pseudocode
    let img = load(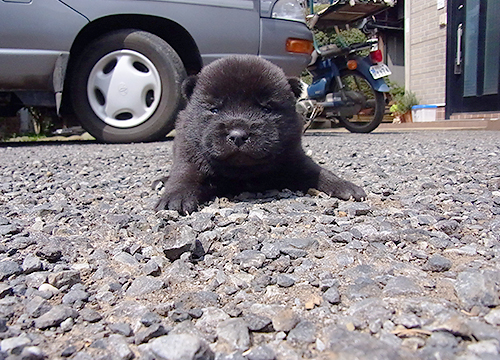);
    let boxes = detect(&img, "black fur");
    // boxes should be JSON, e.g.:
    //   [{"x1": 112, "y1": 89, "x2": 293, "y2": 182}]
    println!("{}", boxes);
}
[{"x1": 155, "y1": 55, "x2": 366, "y2": 214}]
